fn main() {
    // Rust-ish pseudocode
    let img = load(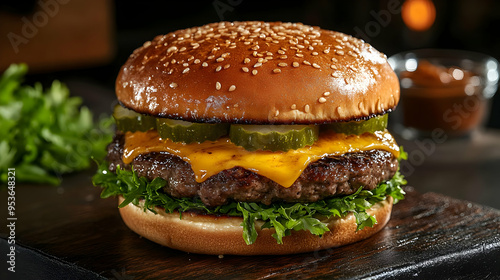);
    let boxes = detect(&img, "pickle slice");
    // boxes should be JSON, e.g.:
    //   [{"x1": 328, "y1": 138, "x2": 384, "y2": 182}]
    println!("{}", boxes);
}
[
  {"x1": 157, "y1": 118, "x2": 229, "y2": 143},
  {"x1": 230, "y1": 125, "x2": 319, "y2": 152},
  {"x1": 113, "y1": 105, "x2": 156, "y2": 132},
  {"x1": 326, "y1": 114, "x2": 388, "y2": 135}
]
